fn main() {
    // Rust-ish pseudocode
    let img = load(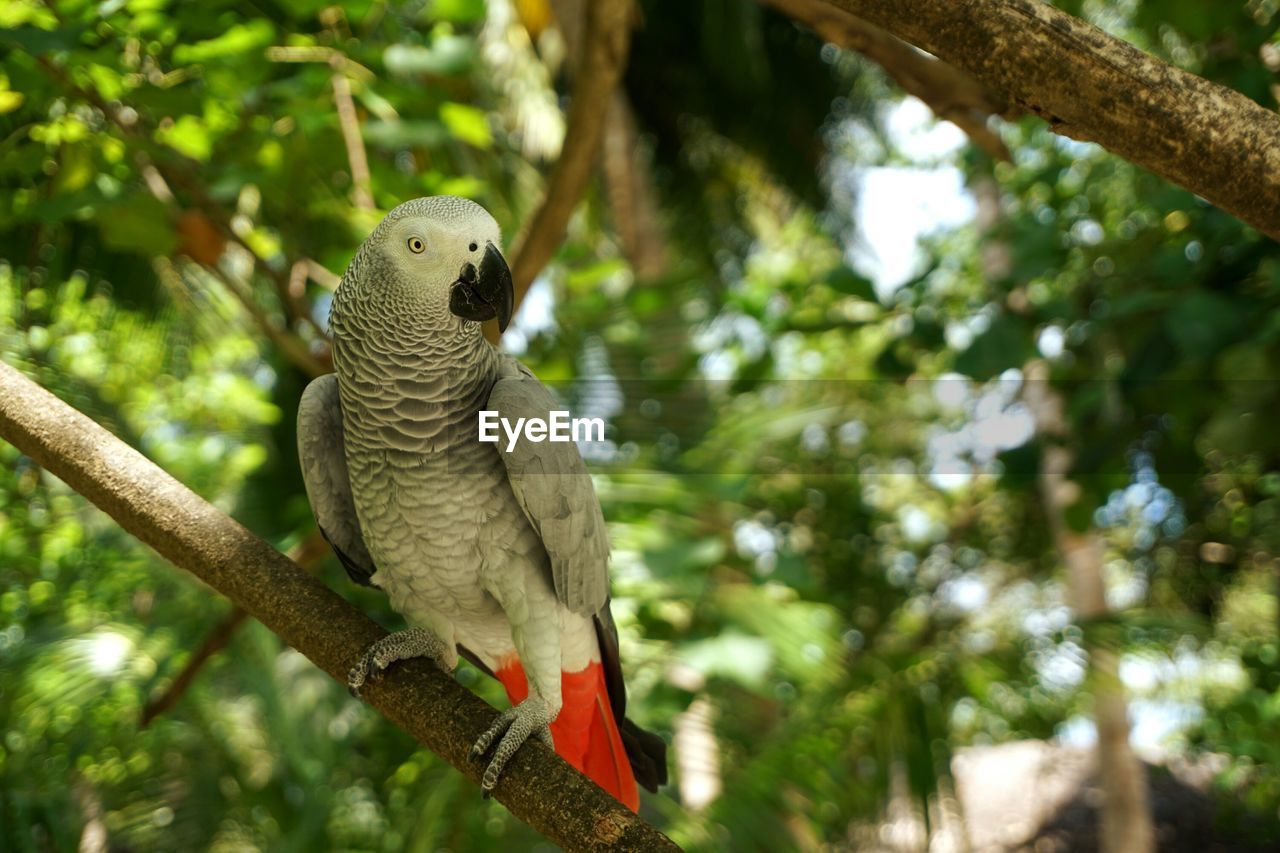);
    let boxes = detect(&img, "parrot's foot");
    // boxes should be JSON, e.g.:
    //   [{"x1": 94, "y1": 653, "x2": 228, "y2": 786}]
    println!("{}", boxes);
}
[
  {"x1": 348, "y1": 627, "x2": 454, "y2": 696},
  {"x1": 470, "y1": 697, "x2": 554, "y2": 795}
]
